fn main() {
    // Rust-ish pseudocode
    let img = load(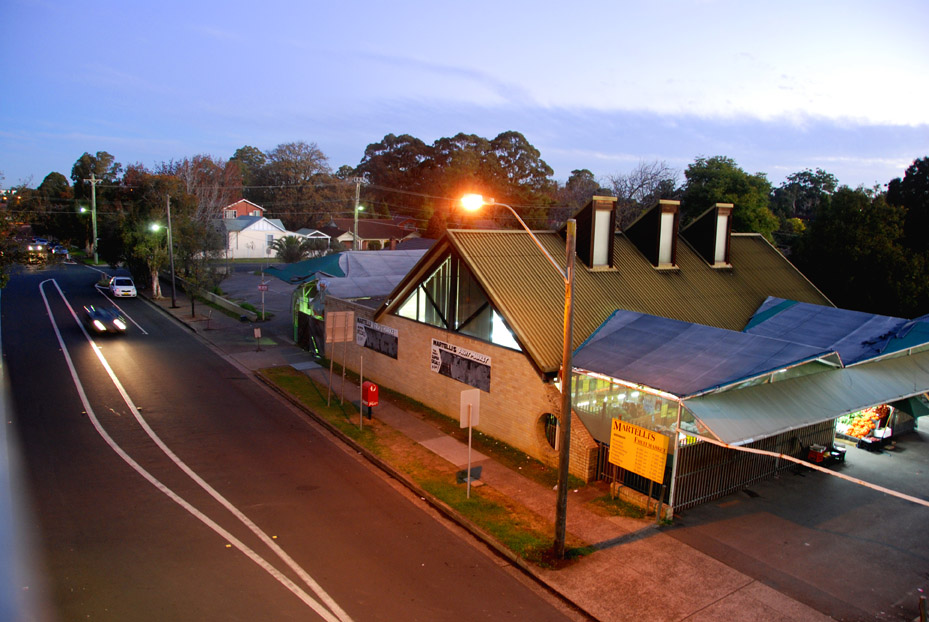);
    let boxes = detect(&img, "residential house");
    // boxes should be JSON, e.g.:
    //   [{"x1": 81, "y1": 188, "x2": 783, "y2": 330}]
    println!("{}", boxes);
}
[
  {"x1": 326, "y1": 217, "x2": 420, "y2": 250},
  {"x1": 222, "y1": 215, "x2": 292, "y2": 259},
  {"x1": 222, "y1": 199, "x2": 265, "y2": 219}
]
